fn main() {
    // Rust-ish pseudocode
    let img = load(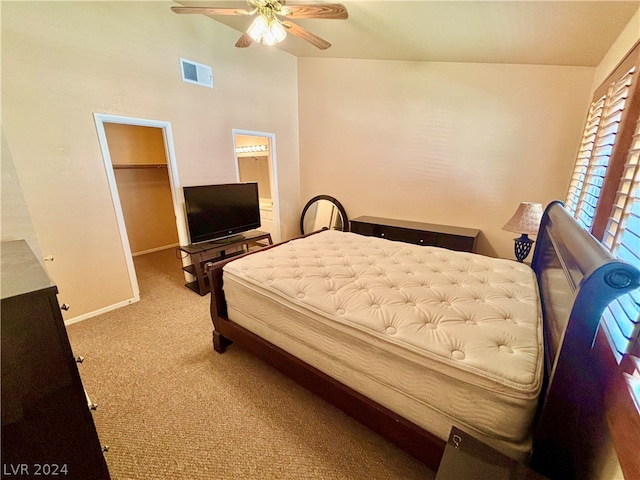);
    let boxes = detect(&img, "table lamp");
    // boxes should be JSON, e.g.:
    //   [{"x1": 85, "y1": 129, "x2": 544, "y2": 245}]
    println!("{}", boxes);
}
[{"x1": 502, "y1": 202, "x2": 543, "y2": 262}]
